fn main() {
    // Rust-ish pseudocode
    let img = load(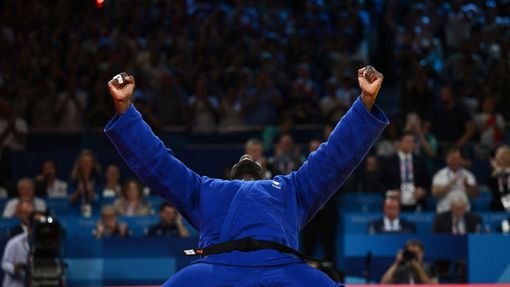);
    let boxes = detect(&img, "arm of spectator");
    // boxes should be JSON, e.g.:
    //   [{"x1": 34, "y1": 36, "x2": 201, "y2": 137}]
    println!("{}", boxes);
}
[
  {"x1": 381, "y1": 250, "x2": 403, "y2": 284},
  {"x1": 411, "y1": 260, "x2": 438, "y2": 284},
  {"x1": 454, "y1": 121, "x2": 475, "y2": 149},
  {"x1": 176, "y1": 214, "x2": 190, "y2": 238},
  {"x1": 417, "y1": 130, "x2": 437, "y2": 157},
  {"x1": 431, "y1": 173, "x2": 454, "y2": 198},
  {"x1": 464, "y1": 175, "x2": 478, "y2": 198}
]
